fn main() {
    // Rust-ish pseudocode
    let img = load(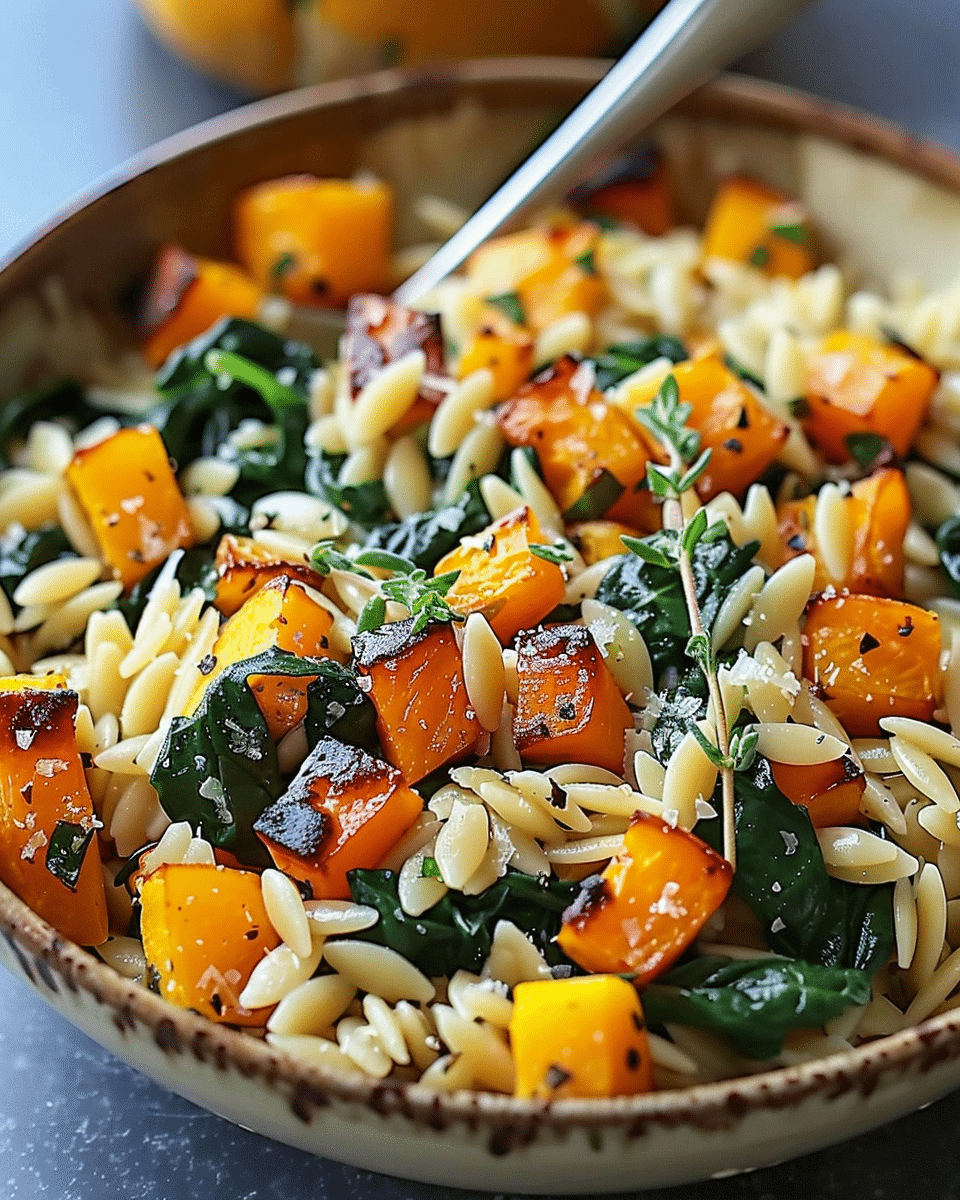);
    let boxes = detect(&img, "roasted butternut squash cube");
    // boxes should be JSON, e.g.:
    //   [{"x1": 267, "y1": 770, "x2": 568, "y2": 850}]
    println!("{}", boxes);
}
[
  {"x1": 185, "y1": 574, "x2": 337, "y2": 739},
  {"x1": 777, "y1": 469, "x2": 910, "y2": 598},
  {"x1": 353, "y1": 617, "x2": 482, "y2": 784},
  {"x1": 141, "y1": 244, "x2": 262, "y2": 369},
  {"x1": 497, "y1": 355, "x2": 660, "y2": 529},
  {"x1": 254, "y1": 736, "x2": 423, "y2": 900},
  {"x1": 566, "y1": 519, "x2": 641, "y2": 565},
  {"x1": 802, "y1": 594, "x2": 942, "y2": 736},
  {"x1": 803, "y1": 331, "x2": 938, "y2": 463},
  {"x1": 66, "y1": 425, "x2": 194, "y2": 590},
  {"x1": 434, "y1": 506, "x2": 566, "y2": 644},
  {"x1": 0, "y1": 686, "x2": 107, "y2": 947},
  {"x1": 619, "y1": 355, "x2": 788, "y2": 500},
  {"x1": 583, "y1": 153, "x2": 674, "y2": 236},
  {"x1": 702, "y1": 177, "x2": 813, "y2": 279},
  {"x1": 140, "y1": 862, "x2": 281, "y2": 1026},
  {"x1": 771, "y1": 753, "x2": 867, "y2": 828},
  {"x1": 234, "y1": 175, "x2": 392, "y2": 307},
  {"x1": 513, "y1": 623, "x2": 631, "y2": 775},
  {"x1": 511, "y1": 975, "x2": 653, "y2": 1100},
  {"x1": 457, "y1": 304, "x2": 534, "y2": 401},
  {"x1": 465, "y1": 221, "x2": 605, "y2": 333},
  {"x1": 556, "y1": 812, "x2": 733, "y2": 984},
  {"x1": 213, "y1": 533, "x2": 320, "y2": 616}
]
